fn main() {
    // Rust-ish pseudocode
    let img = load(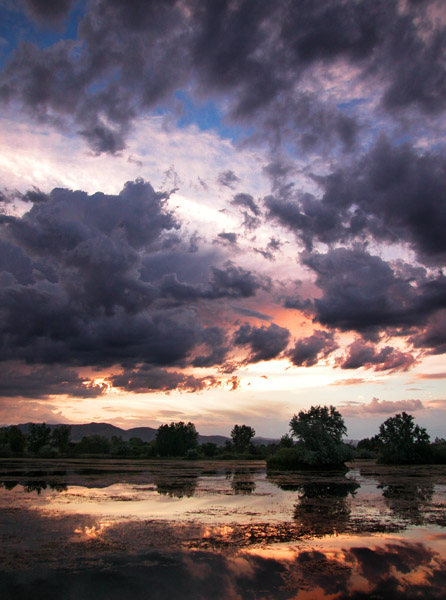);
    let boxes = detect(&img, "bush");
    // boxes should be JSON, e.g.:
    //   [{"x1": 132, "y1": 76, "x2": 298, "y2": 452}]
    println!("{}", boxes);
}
[
  {"x1": 38, "y1": 444, "x2": 60, "y2": 458},
  {"x1": 267, "y1": 447, "x2": 303, "y2": 470},
  {"x1": 185, "y1": 448, "x2": 200, "y2": 460},
  {"x1": 267, "y1": 446, "x2": 350, "y2": 470}
]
